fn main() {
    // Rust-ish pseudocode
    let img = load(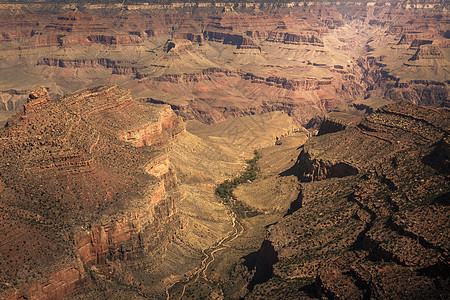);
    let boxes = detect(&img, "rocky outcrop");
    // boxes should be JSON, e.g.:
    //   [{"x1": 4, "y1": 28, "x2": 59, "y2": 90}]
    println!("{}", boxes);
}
[
  {"x1": 3, "y1": 259, "x2": 89, "y2": 300},
  {"x1": 37, "y1": 57, "x2": 142, "y2": 75},
  {"x1": 203, "y1": 30, "x2": 260, "y2": 49},
  {"x1": 121, "y1": 106, "x2": 185, "y2": 147},
  {"x1": 0, "y1": 86, "x2": 184, "y2": 300},
  {"x1": 397, "y1": 33, "x2": 436, "y2": 46},
  {"x1": 23, "y1": 86, "x2": 51, "y2": 113},
  {"x1": 266, "y1": 31, "x2": 323, "y2": 46},
  {"x1": 409, "y1": 44, "x2": 444, "y2": 61},
  {"x1": 384, "y1": 80, "x2": 448, "y2": 107},
  {"x1": 163, "y1": 39, "x2": 196, "y2": 54},
  {"x1": 294, "y1": 149, "x2": 359, "y2": 182}
]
